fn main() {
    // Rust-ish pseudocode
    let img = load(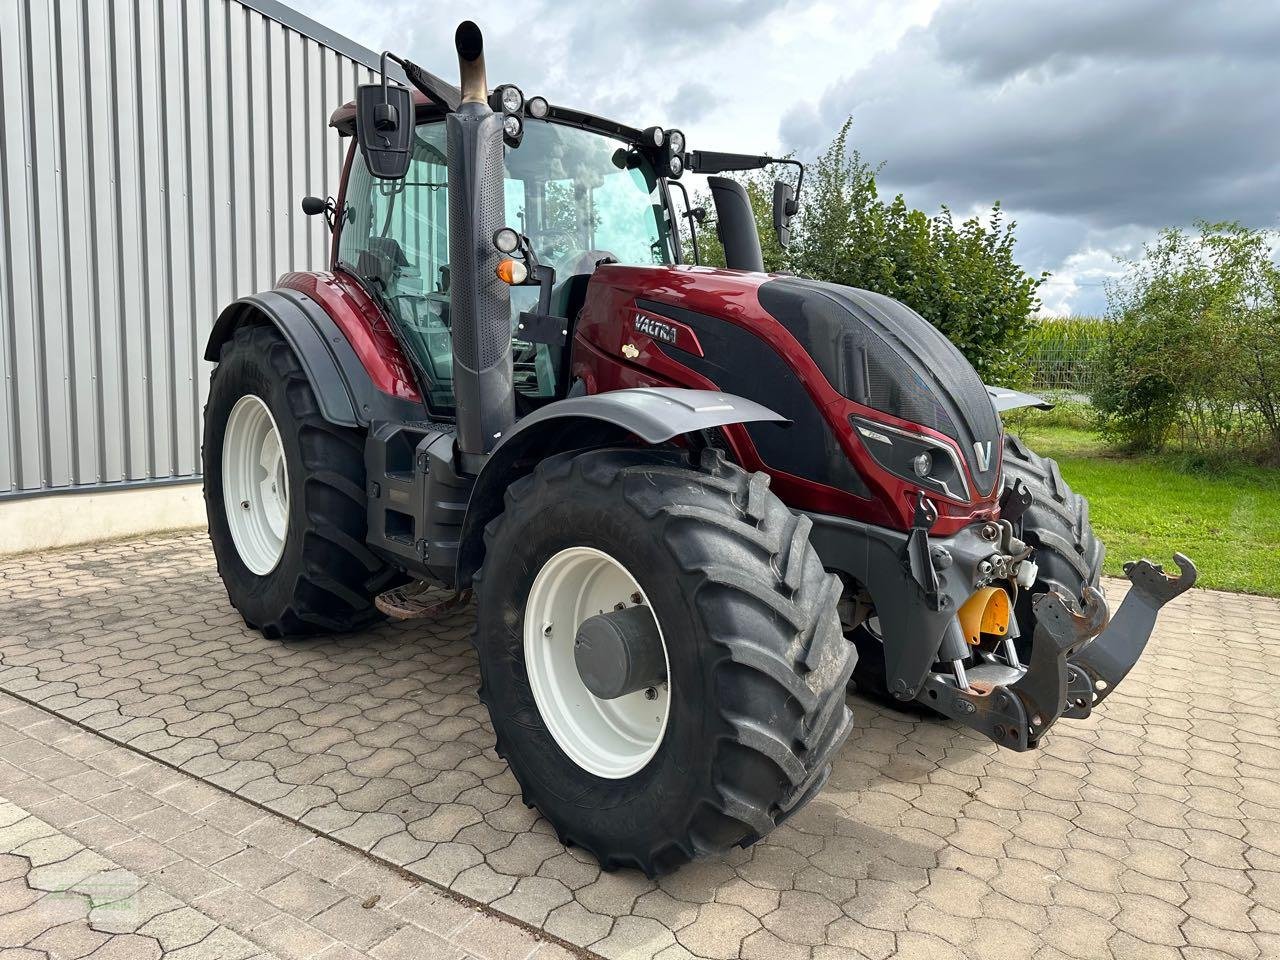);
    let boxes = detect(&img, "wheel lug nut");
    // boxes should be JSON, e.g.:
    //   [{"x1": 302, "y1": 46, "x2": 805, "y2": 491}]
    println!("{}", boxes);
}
[
  {"x1": 241, "y1": 500, "x2": 250, "y2": 510},
  {"x1": 644, "y1": 687, "x2": 658, "y2": 701}
]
